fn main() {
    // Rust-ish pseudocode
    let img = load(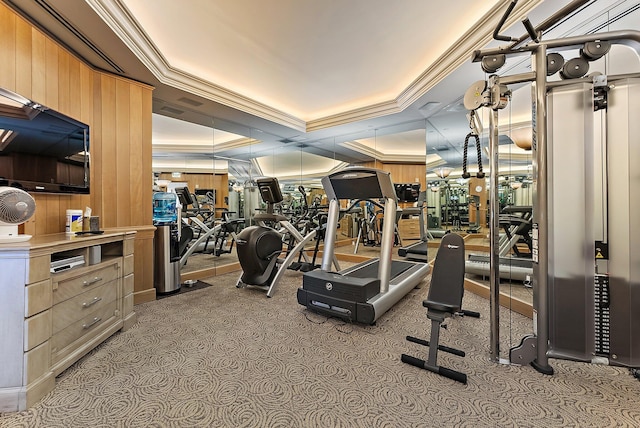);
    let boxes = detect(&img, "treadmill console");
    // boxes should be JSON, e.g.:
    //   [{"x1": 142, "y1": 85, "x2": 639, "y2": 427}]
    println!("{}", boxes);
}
[{"x1": 323, "y1": 168, "x2": 396, "y2": 201}]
